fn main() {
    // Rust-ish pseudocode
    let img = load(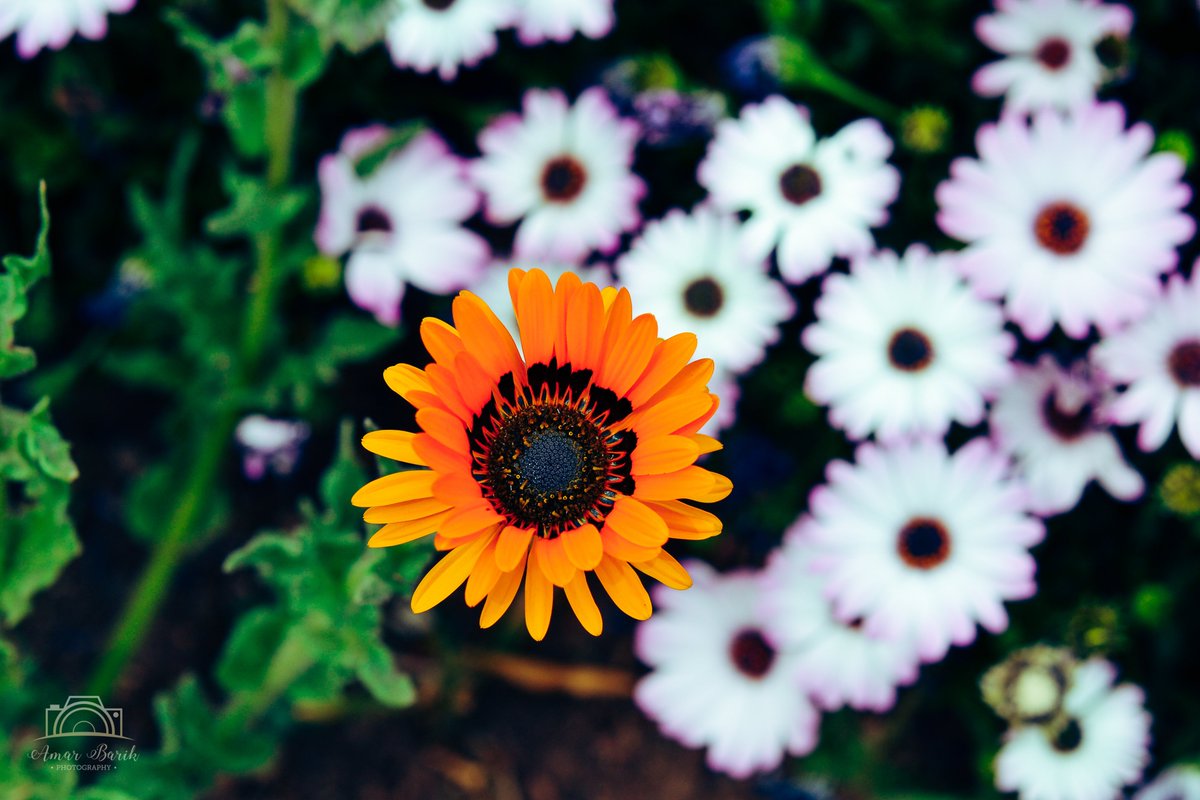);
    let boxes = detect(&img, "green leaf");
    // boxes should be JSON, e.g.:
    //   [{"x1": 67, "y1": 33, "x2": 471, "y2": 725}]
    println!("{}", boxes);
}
[
  {"x1": 223, "y1": 82, "x2": 268, "y2": 158},
  {"x1": 320, "y1": 419, "x2": 368, "y2": 528},
  {"x1": 282, "y1": 18, "x2": 329, "y2": 87},
  {"x1": 215, "y1": 607, "x2": 288, "y2": 694},
  {"x1": 1, "y1": 182, "x2": 51, "y2": 287},
  {"x1": 18, "y1": 399, "x2": 78, "y2": 483},
  {"x1": 0, "y1": 480, "x2": 82, "y2": 627},
  {"x1": 205, "y1": 169, "x2": 309, "y2": 237},
  {"x1": 353, "y1": 122, "x2": 427, "y2": 178},
  {"x1": 355, "y1": 638, "x2": 415, "y2": 708}
]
